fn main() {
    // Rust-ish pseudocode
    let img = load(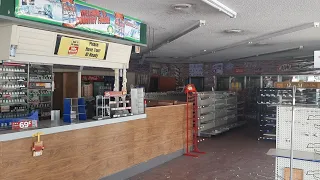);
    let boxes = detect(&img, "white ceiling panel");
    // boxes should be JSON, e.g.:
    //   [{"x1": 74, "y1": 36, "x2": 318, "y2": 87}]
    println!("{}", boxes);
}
[{"x1": 89, "y1": 0, "x2": 320, "y2": 62}]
